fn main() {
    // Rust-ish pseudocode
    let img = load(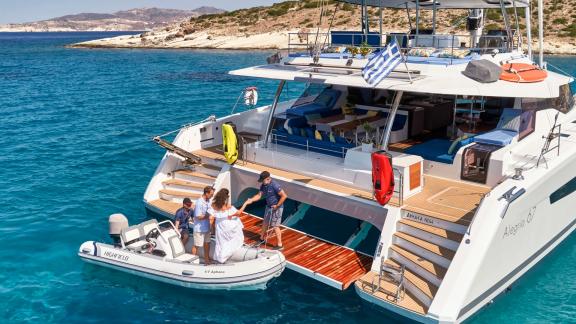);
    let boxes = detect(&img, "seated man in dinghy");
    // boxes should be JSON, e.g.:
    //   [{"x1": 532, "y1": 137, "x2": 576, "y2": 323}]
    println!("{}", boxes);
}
[
  {"x1": 207, "y1": 188, "x2": 247, "y2": 264},
  {"x1": 174, "y1": 198, "x2": 194, "y2": 248}
]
